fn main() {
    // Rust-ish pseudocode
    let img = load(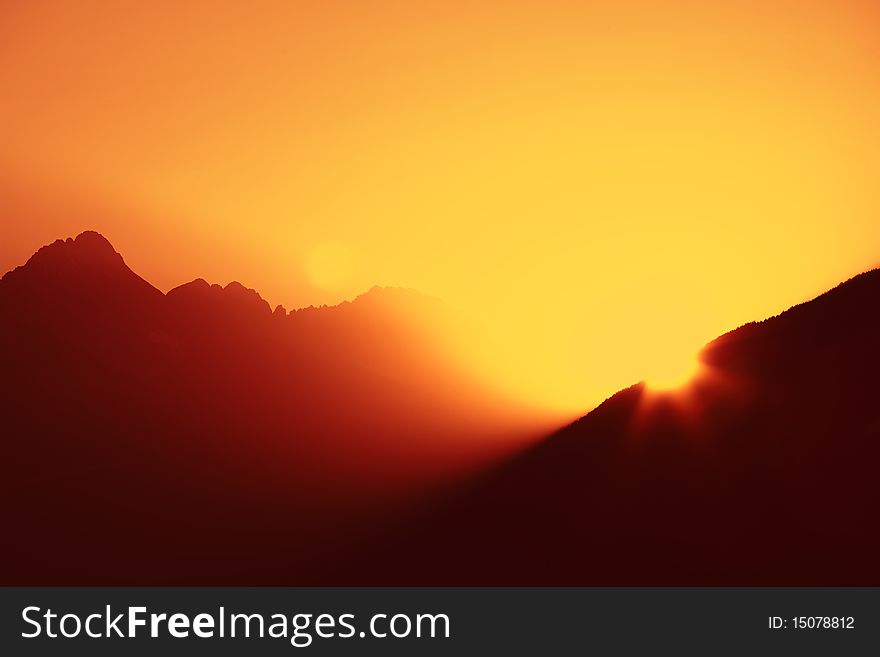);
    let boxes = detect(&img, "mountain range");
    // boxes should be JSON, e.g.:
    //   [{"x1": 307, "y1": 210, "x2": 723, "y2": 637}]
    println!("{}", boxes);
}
[
  {"x1": 1, "y1": 231, "x2": 878, "y2": 584},
  {"x1": 0, "y1": 231, "x2": 537, "y2": 583}
]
